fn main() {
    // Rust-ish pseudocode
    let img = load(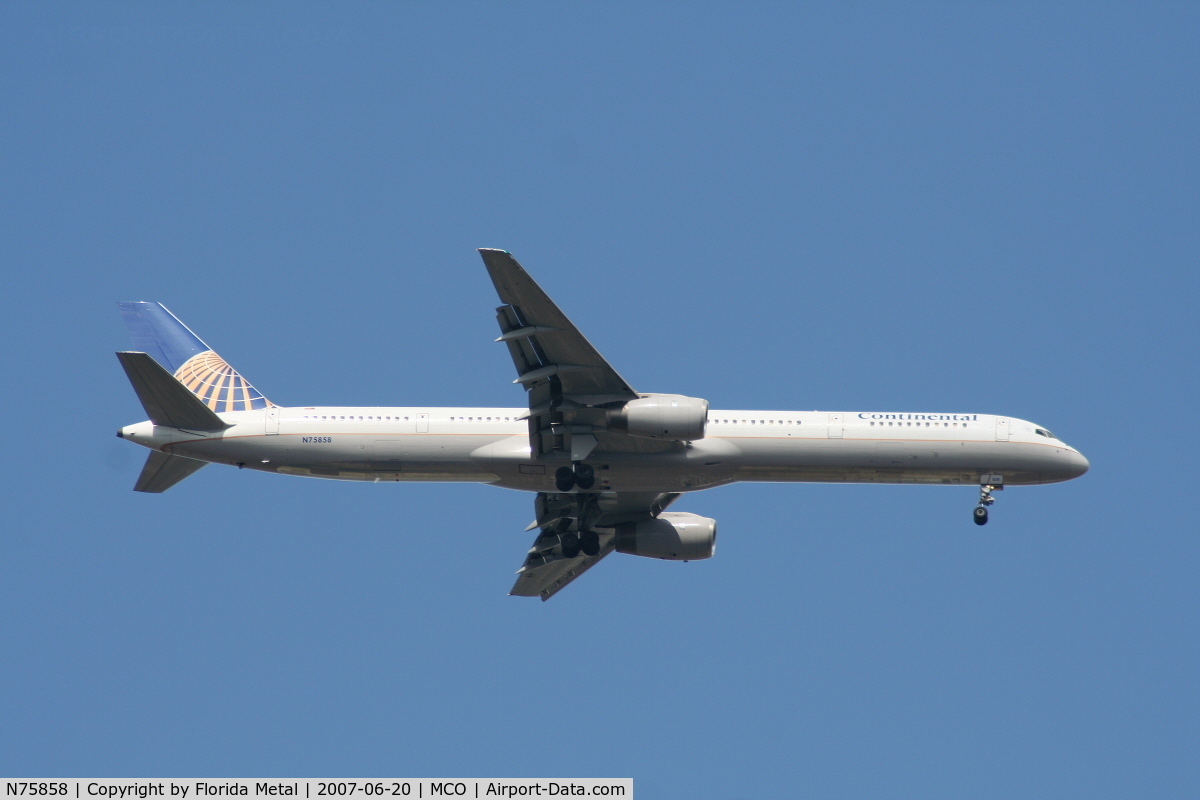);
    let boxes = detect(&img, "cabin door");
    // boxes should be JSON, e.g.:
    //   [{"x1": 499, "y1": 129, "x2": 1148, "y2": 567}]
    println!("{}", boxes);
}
[
  {"x1": 994, "y1": 417, "x2": 1010, "y2": 441},
  {"x1": 827, "y1": 412, "x2": 843, "y2": 438}
]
